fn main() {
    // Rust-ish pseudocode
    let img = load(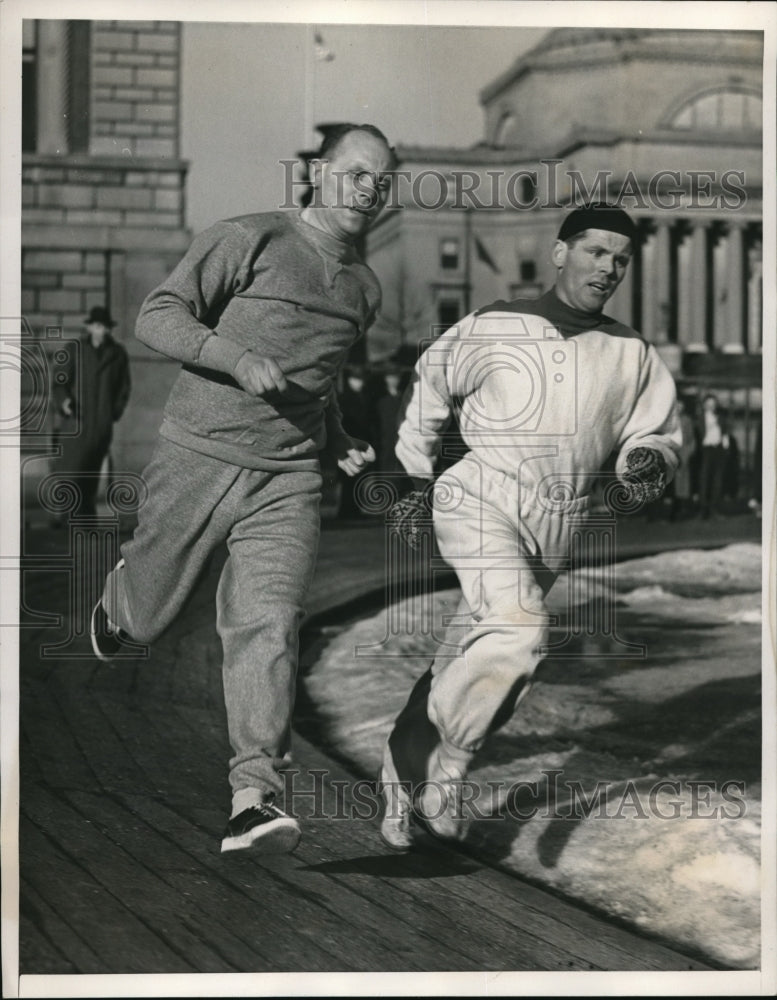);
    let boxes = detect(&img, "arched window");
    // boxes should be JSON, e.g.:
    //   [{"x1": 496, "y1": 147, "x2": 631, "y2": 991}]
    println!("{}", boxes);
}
[{"x1": 668, "y1": 87, "x2": 762, "y2": 132}]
